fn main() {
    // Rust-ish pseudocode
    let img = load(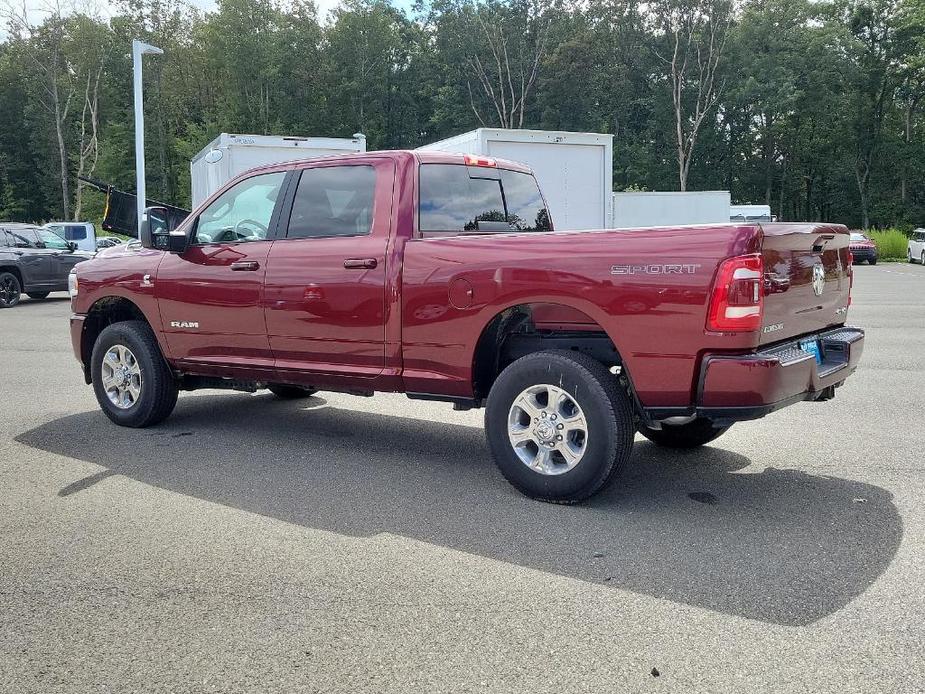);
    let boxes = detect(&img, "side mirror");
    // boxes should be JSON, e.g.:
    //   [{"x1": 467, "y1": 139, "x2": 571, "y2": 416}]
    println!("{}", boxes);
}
[
  {"x1": 67, "y1": 241, "x2": 77, "y2": 252},
  {"x1": 139, "y1": 206, "x2": 187, "y2": 254}
]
